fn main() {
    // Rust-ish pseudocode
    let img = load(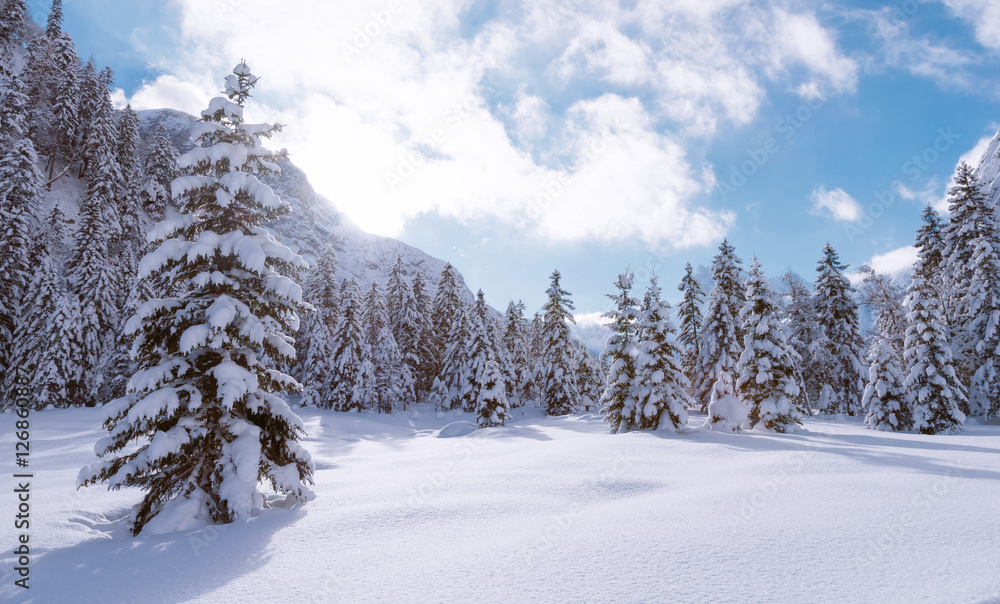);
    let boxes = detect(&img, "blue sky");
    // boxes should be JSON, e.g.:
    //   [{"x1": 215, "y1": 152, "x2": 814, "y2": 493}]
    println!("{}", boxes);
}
[{"x1": 34, "y1": 0, "x2": 1000, "y2": 324}]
